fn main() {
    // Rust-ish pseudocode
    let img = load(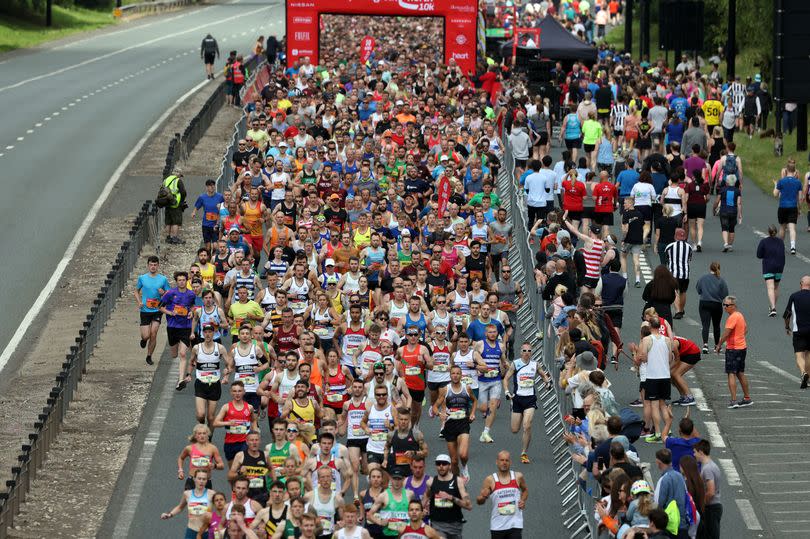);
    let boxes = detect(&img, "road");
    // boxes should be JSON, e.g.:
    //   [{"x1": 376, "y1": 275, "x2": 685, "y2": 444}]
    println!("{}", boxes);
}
[
  {"x1": 106, "y1": 145, "x2": 799, "y2": 539},
  {"x1": 0, "y1": 0, "x2": 283, "y2": 372}
]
